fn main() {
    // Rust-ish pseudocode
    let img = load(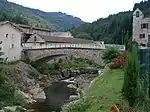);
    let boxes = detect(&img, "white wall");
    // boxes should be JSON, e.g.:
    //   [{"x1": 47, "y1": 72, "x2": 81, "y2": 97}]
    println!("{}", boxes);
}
[{"x1": 0, "y1": 24, "x2": 22, "y2": 61}]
